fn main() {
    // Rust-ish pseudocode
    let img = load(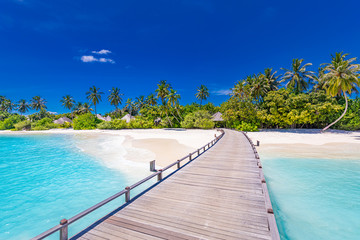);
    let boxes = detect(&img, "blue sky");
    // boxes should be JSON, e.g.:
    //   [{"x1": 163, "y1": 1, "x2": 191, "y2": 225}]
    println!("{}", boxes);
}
[{"x1": 1, "y1": 0, "x2": 359, "y2": 114}]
